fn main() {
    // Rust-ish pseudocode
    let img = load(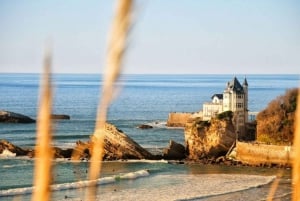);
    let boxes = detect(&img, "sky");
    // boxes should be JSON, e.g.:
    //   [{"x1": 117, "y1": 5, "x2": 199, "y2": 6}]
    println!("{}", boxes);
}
[{"x1": 0, "y1": 0, "x2": 299, "y2": 74}]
